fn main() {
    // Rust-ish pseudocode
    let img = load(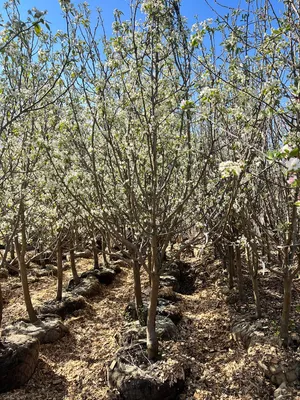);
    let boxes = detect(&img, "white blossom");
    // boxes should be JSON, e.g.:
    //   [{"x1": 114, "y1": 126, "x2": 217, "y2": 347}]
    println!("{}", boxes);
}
[{"x1": 285, "y1": 157, "x2": 300, "y2": 171}]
